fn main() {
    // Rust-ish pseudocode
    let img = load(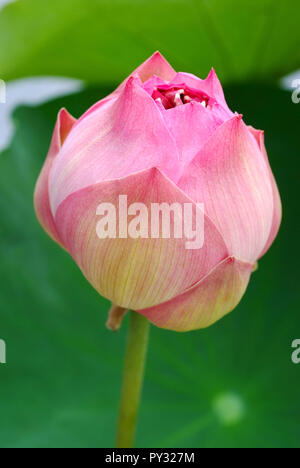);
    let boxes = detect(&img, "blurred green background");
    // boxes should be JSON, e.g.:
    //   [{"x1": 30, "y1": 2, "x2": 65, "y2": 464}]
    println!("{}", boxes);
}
[{"x1": 0, "y1": 0, "x2": 299, "y2": 448}]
